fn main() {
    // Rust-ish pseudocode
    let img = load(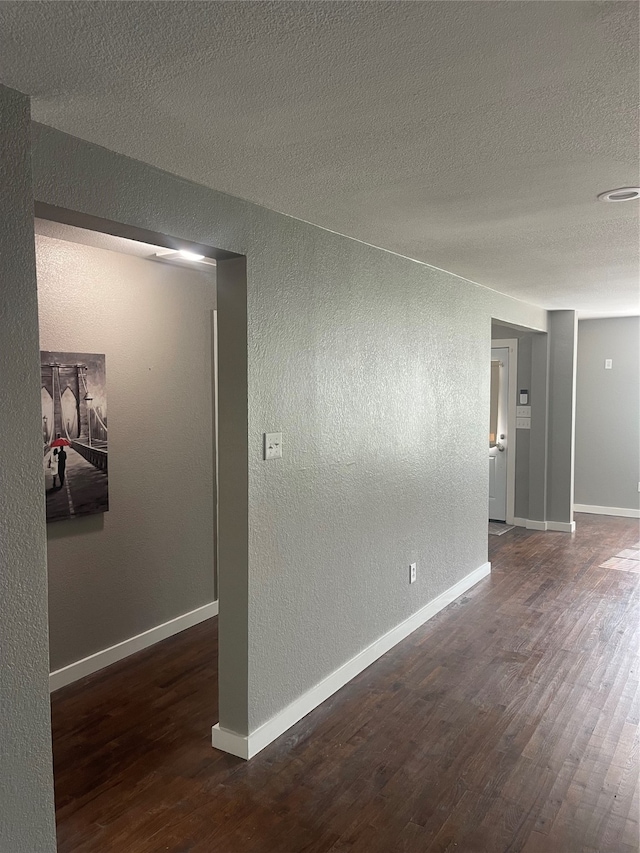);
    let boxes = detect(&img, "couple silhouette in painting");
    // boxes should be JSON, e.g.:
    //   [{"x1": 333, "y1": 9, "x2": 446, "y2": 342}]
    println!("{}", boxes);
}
[{"x1": 46, "y1": 435, "x2": 67, "y2": 490}]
